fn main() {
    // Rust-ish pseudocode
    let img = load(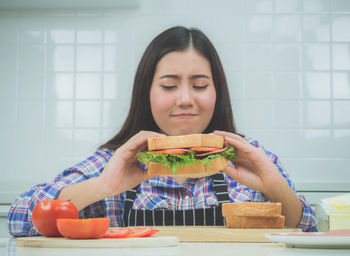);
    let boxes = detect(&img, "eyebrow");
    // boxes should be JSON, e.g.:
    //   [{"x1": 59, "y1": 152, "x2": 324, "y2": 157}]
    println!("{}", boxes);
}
[{"x1": 159, "y1": 74, "x2": 210, "y2": 79}]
